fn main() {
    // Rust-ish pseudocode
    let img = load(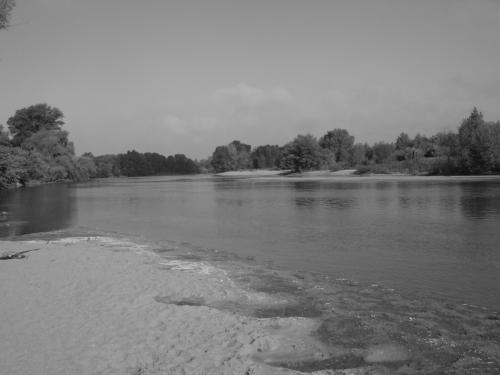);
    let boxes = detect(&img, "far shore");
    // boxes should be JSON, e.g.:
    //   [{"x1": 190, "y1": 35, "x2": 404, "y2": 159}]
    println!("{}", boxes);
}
[
  {"x1": 1, "y1": 234, "x2": 499, "y2": 374},
  {"x1": 214, "y1": 168, "x2": 500, "y2": 180}
]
